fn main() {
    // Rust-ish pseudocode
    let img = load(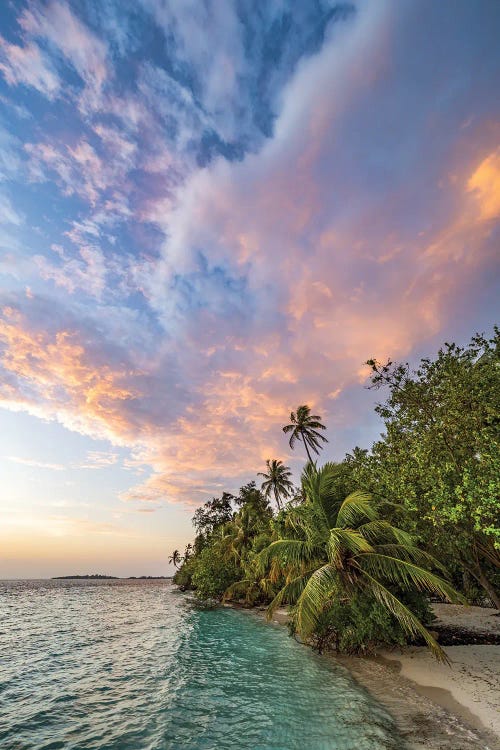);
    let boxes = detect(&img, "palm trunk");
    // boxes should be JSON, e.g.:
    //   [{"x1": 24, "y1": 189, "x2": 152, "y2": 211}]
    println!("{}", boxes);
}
[
  {"x1": 466, "y1": 564, "x2": 500, "y2": 610},
  {"x1": 274, "y1": 489, "x2": 282, "y2": 511},
  {"x1": 476, "y1": 569, "x2": 500, "y2": 610},
  {"x1": 301, "y1": 431, "x2": 313, "y2": 463}
]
